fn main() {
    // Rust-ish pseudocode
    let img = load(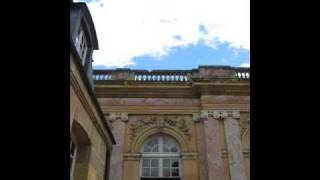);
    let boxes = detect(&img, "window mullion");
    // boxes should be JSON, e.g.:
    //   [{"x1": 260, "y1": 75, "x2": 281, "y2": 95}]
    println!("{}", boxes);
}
[
  {"x1": 160, "y1": 136, "x2": 163, "y2": 153},
  {"x1": 159, "y1": 158, "x2": 162, "y2": 177},
  {"x1": 149, "y1": 159, "x2": 151, "y2": 177},
  {"x1": 77, "y1": 30, "x2": 83, "y2": 52},
  {"x1": 159, "y1": 137, "x2": 163, "y2": 177},
  {"x1": 141, "y1": 136, "x2": 180, "y2": 178},
  {"x1": 169, "y1": 159, "x2": 172, "y2": 177}
]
